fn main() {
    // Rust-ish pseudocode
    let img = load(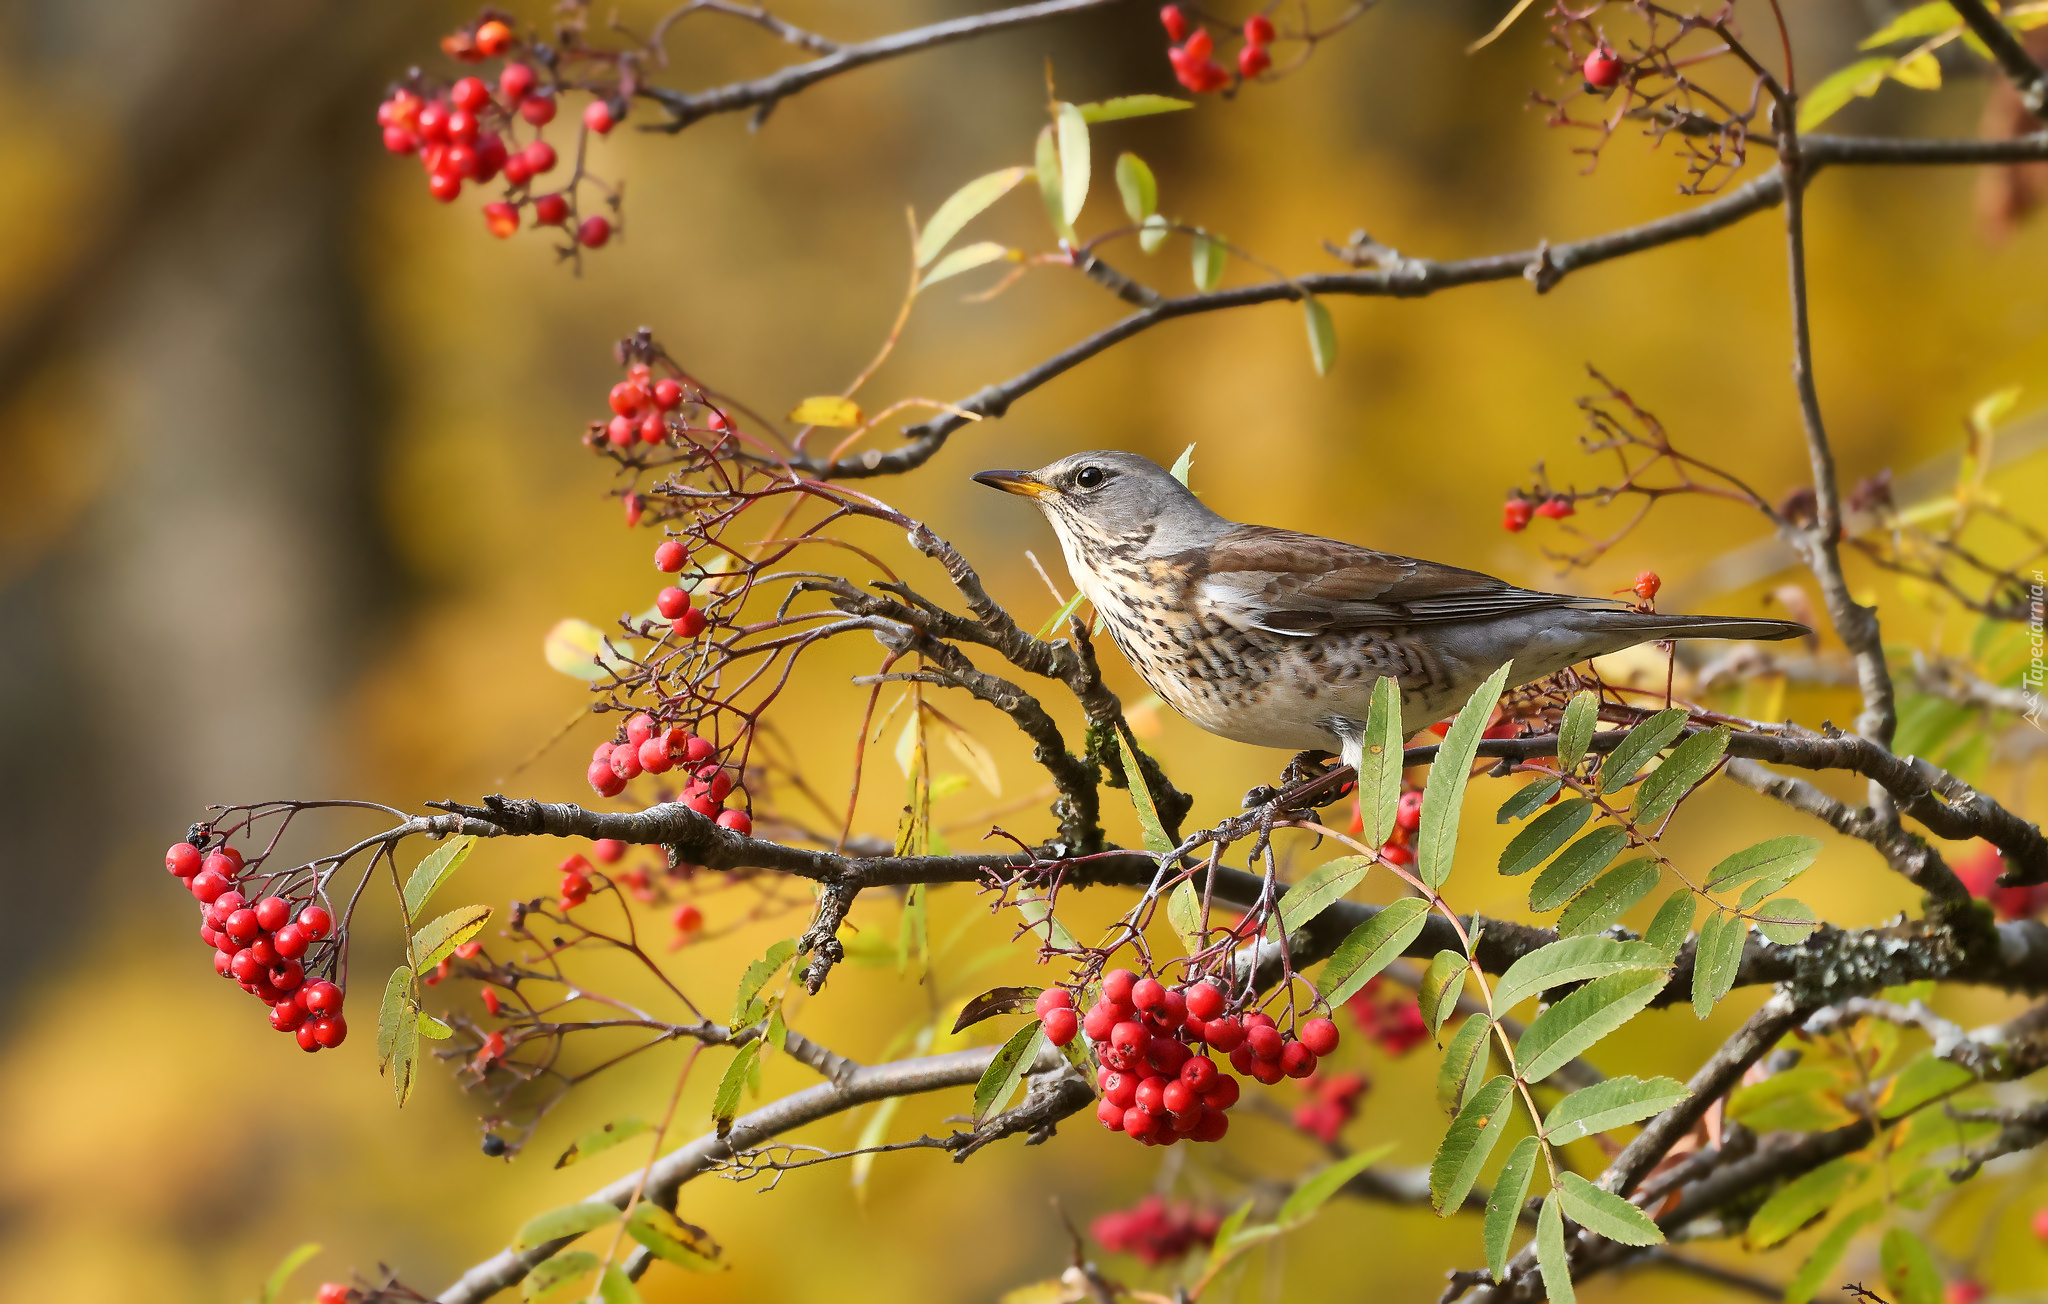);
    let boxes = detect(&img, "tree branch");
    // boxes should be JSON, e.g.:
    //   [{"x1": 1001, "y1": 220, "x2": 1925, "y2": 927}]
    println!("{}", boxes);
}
[{"x1": 1948, "y1": 0, "x2": 2047, "y2": 116}]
